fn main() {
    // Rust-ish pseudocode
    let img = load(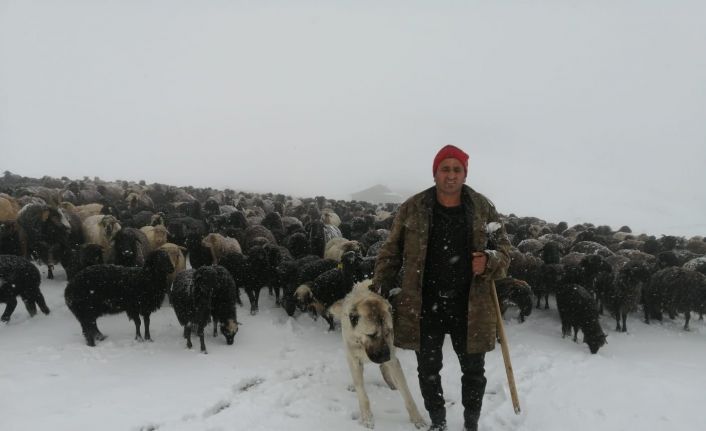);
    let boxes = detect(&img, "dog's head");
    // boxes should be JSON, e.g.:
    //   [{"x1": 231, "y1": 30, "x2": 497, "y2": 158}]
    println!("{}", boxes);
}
[{"x1": 347, "y1": 296, "x2": 394, "y2": 364}]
